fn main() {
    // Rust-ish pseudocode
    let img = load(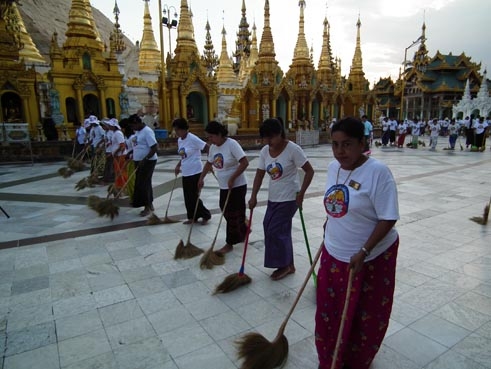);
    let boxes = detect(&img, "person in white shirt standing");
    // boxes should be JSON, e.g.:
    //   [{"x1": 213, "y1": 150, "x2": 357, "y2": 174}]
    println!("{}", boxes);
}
[
  {"x1": 388, "y1": 117, "x2": 398, "y2": 146},
  {"x1": 74, "y1": 120, "x2": 86, "y2": 157},
  {"x1": 361, "y1": 115, "x2": 372, "y2": 154},
  {"x1": 248, "y1": 118, "x2": 314, "y2": 281},
  {"x1": 129, "y1": 114, "x2": 158, "y2": 216},
  {"x1": 472, "y1": 116, "x2": 489, "y2": 152},
  {"x1": 173, "y1": 118, "x2": 211, "y2": 225},
  {"x1": 199, "y1": 121, "x2": 249, "y2": 254},
  {"x1": 428, "y1": 118, "x2": 441, "y2": 151}
]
